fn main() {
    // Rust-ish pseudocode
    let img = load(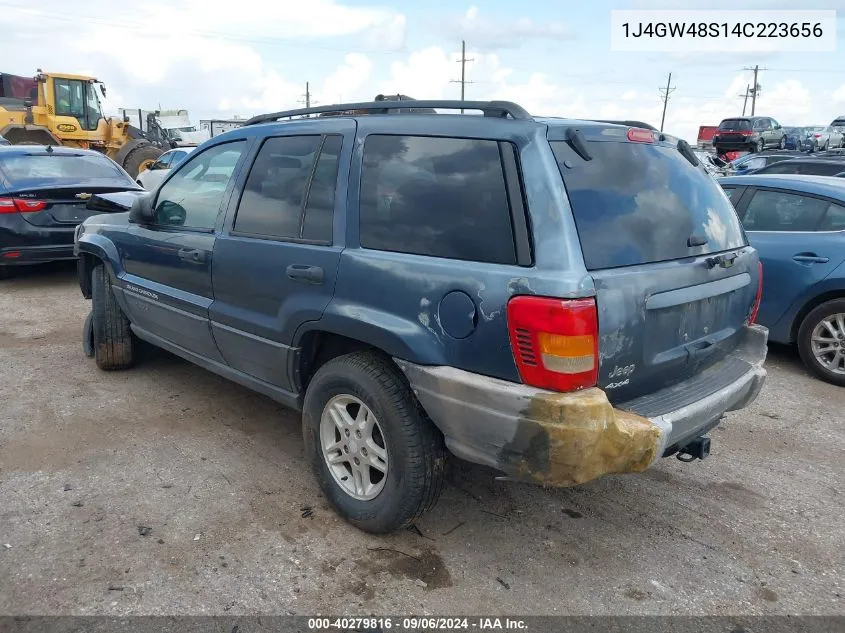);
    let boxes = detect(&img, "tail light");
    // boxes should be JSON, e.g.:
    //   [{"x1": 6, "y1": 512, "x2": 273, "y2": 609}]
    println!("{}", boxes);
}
[
  {"x1": 748, "y1": 262, "x2": 763, "y2": 325},
  {"x1": 814, "y1": 133, "x2": 822, "y2": 138},
  {"x1": 740, "y1": 131, "x2": 753, "y2": 136},
  {"x1": 627, "y1": 128, "x2": 655, "y2": 143},
  {"x1": 507, "y1": 296, "x2": 599, "y2": 392},
  {"x1": 0, "y1": 198, "x2": 47, "y2": 213}
]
